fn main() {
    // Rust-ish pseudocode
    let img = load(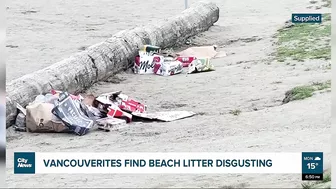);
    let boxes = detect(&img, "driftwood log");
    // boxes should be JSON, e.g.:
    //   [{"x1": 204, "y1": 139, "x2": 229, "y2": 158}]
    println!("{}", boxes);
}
[{"x1": 6, "y1": 2, "x2": 219, "y2": 127}]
